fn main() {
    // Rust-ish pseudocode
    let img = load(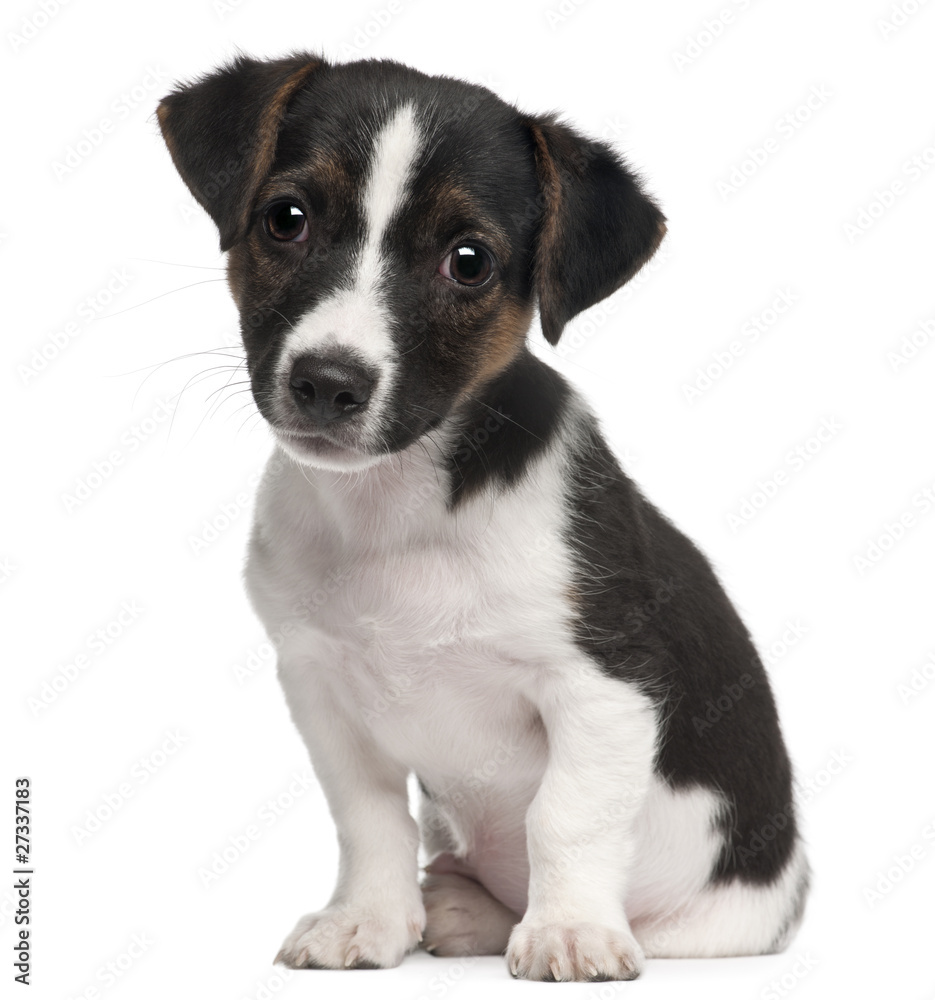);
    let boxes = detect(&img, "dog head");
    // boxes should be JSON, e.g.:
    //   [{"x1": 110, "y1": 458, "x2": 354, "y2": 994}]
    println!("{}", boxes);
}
[{"x1": 158, "y1": 54, "x2": 665, "y2": 471}]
